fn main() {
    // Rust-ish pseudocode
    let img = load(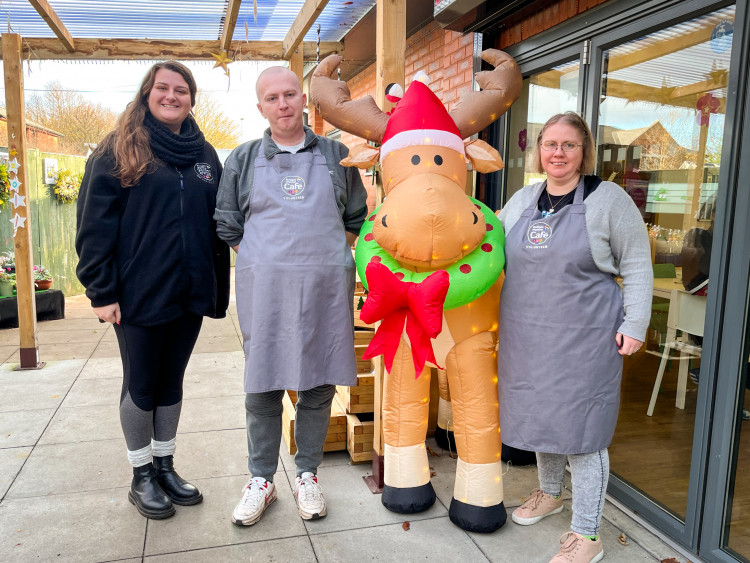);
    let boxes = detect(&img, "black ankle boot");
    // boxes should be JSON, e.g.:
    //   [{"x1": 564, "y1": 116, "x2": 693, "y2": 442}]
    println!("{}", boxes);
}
[
  {"x1": 154, "y1": 455, "x2": 203, "y2": 506},
  {"x1": 129, "y1": 463, "x2": 175, "y2": 519}
]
